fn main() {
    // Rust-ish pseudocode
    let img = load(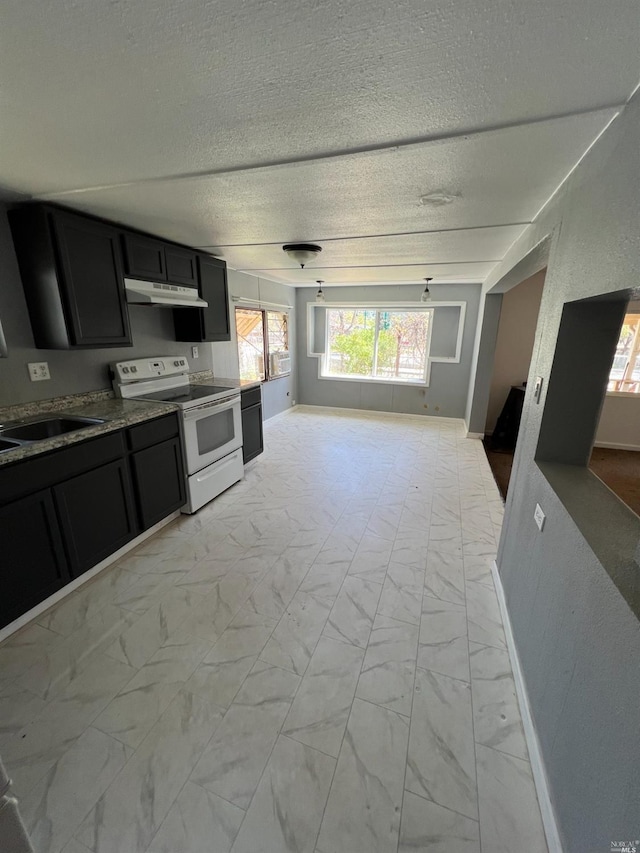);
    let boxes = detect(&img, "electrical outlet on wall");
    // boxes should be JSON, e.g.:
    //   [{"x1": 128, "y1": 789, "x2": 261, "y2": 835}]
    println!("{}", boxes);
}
[
  {"x1": 191, "y1": 346, "x2": 199, "y2": 359},
  {"x1": 27, "y1": 362, "x2": 50, "y2": 381}
]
